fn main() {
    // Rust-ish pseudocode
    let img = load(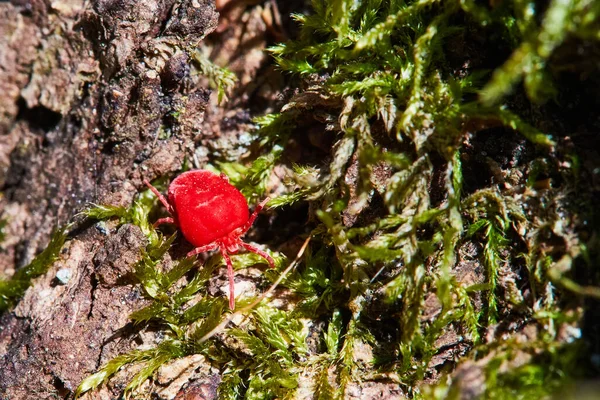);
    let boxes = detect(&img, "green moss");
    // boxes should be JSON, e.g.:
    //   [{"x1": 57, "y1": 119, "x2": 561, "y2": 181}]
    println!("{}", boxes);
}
[
  {"x1": 0, "y1": 218, "x2": 6, "y2": 244},
  {"x1": 479, "y1": 0, "x2": 600, "y2": 105},
  {"x1": 193, "y1": 50, "x2": 237, "y2": 103},
  {"x1": 419, "y1": 340, "x2": 583, "y2": 400},
  {"x1": 0, "y1": 226, "x2": 69, "y2": 311},
  {"x1": 77, "y1": 0, "x2": 599, "y2": 398}
]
